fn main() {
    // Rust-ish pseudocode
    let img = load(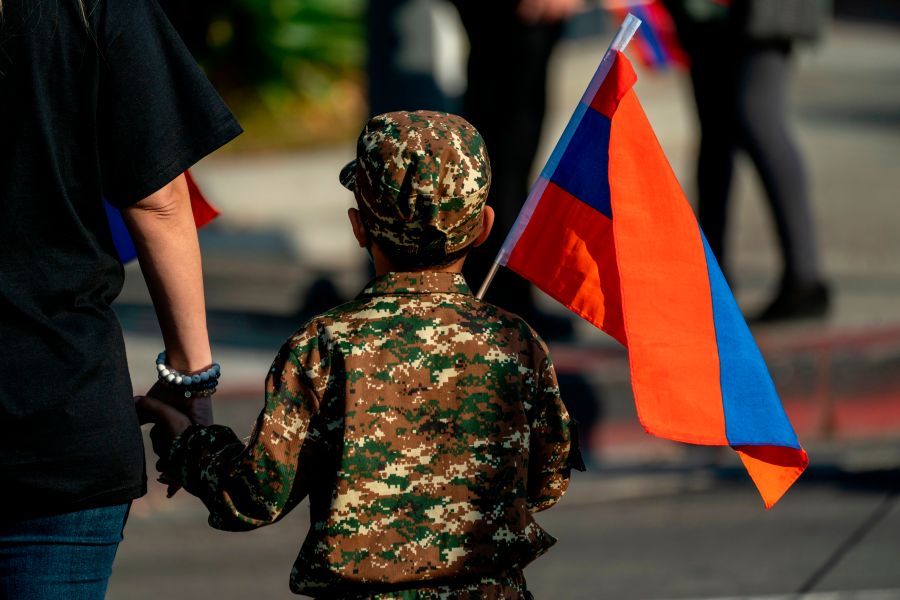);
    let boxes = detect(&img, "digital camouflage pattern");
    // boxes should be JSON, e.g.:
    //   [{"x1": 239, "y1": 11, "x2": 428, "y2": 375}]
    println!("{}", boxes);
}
[
  {"x1": 340, "y1": 111, "x2": 491, "y2": 265},
  {"x1": 168, "y1": 272, "x2": 576, "y2": 598}
]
